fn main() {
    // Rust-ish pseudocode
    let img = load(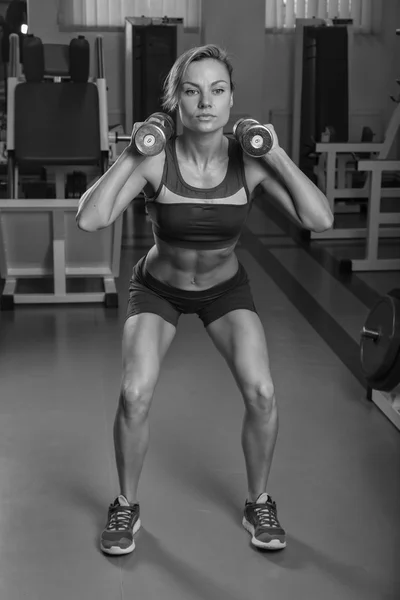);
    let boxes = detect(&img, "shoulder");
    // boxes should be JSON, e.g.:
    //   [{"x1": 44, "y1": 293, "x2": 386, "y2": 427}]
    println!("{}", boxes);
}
[
  {"x1": 224, "y1": 136, "x2": 267, "y2": 194},
  {"x1": 134, "y1": 149, "x2": 166, "y2": 198},
  {"x1": 140, "y1": 149, "x2": 166, "y2": 184},
  {"x1": 228, "y1": 135, "x2": 264, "y2": 178},
  {"x1": 141, "y1": 135, "x2": 176, "y2": 179}
]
